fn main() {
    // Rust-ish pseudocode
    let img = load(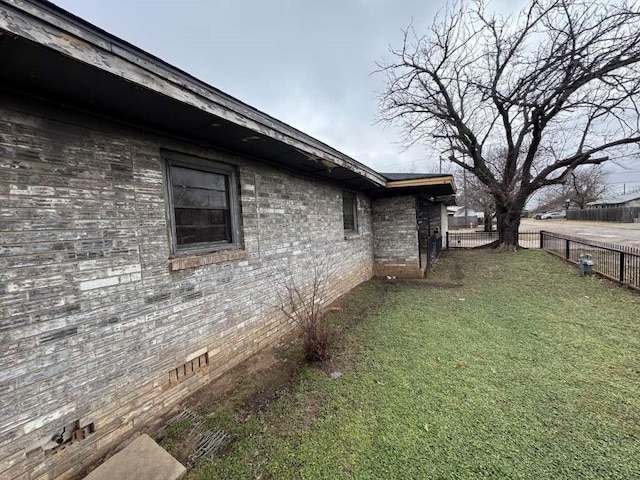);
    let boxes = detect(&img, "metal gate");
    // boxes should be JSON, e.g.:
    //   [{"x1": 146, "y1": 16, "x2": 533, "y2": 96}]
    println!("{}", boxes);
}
[{"x1": 445, "y1": 231, "x2": 541, "y2": 249}]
